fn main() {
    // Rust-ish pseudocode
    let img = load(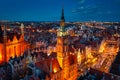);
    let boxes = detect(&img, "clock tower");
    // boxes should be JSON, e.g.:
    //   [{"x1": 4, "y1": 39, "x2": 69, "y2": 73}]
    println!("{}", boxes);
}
[{"x1": 57, "y1": 8, "x2": 69, "y2": 68}]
